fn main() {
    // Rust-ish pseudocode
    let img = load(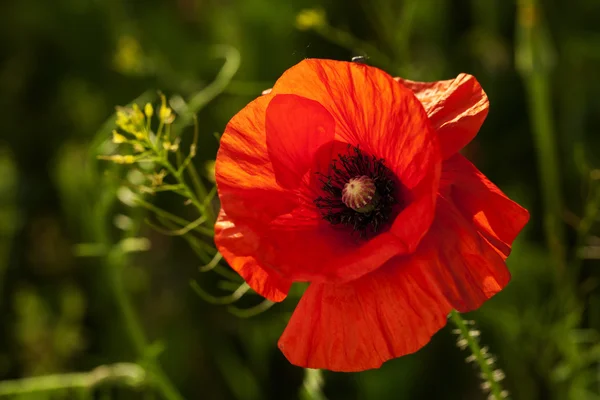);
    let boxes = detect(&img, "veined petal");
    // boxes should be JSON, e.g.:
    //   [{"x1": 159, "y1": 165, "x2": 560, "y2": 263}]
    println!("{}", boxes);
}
[
  {"x1": 216, "y1": 93, "x2": 297, "y2": 224},
  {"x1": 272, "y1": 59, "x2": 441, "y2": 256},
  {"x1": 278, "y1": 190, "x2": 519, "y2": 371},
  {"x1": 278, "y1": 254, "x2": 452, "y2": 371},
  {"x1": 396, "y1": 74, "x2": 489, "y2": 160},
  {"x1": 266, "y1": 94, "x2": 335, "y2": 189},
  {"x1": 441, "y1": 154, "x2": 530, "y2": 258},
  {"x1": 265, "y1": 211, "x2": 406, "y2": 283},
  {"x1": 419, "y1": 195, "x2": 512, "y2": 312},
  {"x1": 214, "y1": 210, "x2": 292, "y2": 302}
]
